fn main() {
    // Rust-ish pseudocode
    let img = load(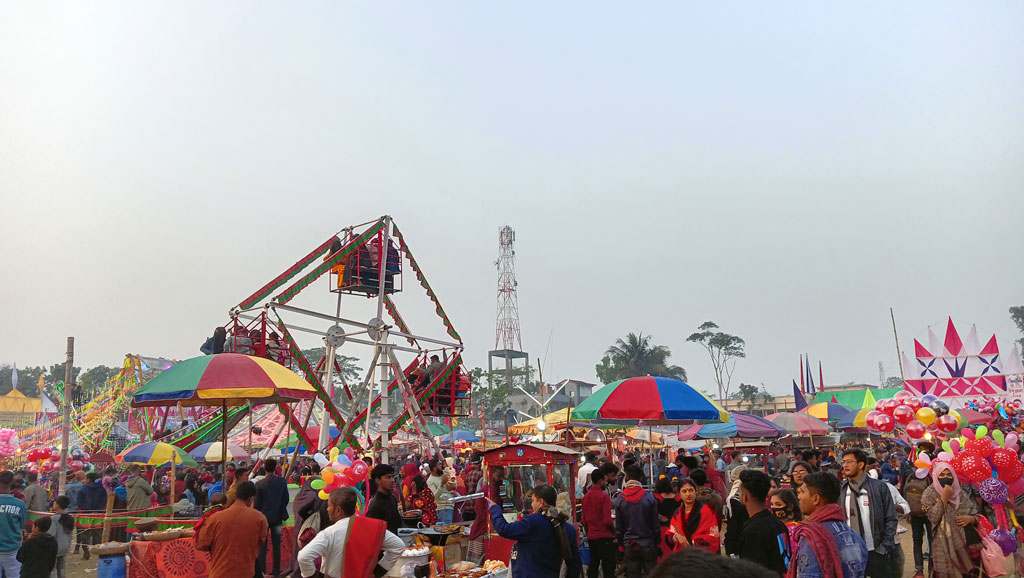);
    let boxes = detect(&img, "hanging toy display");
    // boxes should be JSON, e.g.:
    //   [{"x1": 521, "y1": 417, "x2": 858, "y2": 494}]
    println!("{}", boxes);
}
[{"x1": 308, "y1": 446, "x2": 371, "y2": 510}]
